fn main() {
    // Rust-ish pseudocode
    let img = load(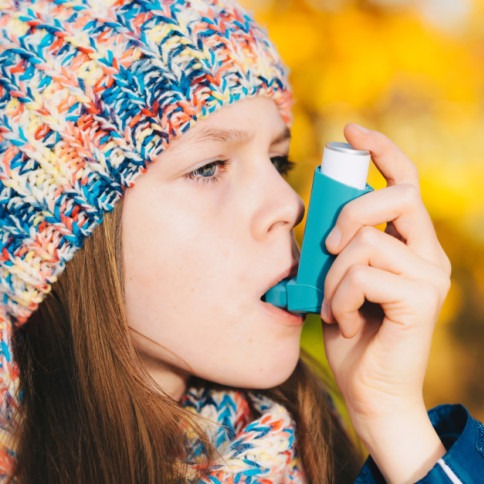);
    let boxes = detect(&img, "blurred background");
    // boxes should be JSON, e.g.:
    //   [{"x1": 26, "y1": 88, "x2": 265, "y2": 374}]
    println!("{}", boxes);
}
[{"x1": 240, "y1": 0, "x2": 484, "y2": 422}]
